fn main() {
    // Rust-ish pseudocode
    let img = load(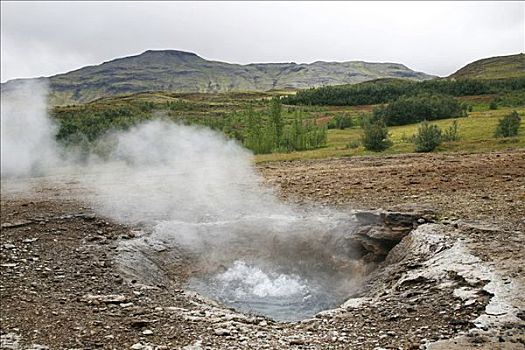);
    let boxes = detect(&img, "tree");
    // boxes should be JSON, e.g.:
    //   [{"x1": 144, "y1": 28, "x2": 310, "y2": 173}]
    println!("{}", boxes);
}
[
  {"x1": 327, "y1": 114, "x2": 353, "y2": 129},
  {"x1": 361, "y1": 118, "x2": 392, "y2": 152},
  {"x1": 270, "y1": 97, "x2": 284, "y2": 146},
  {"x1": 375, "y1": 93, "x2": 464, "y2": 126},
  {"x1": 414, "y1": 121, "x2": 442, "y2": 152},
  {"x1": 442, "y1": 120, "x2": 460, "y2": 142},
  {"x1": 243, "y1": 107, "x2": 274, "y2": 154},
  {"x1": 495, "y1": 111, "x2": 521, "y2": 138}
]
